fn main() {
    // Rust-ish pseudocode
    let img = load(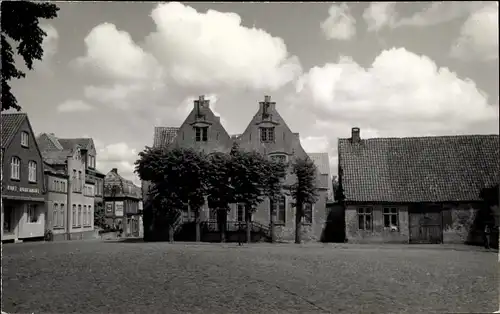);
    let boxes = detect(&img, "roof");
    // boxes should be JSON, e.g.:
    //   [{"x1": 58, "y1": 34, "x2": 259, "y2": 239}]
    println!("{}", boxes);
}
[
  {"x1": 153, "y1": 127, "x2": 179, "y2": 148},
  {"x1": 1, "y1": 113, "x2": 26, "y2": 148},
  {"x1": 41, "y1": 150, "x2": 72, "y2": 165},
  {"x1": 105, "y1": 169, "x2": 142, "y2": 199},
  {"x1": 57, "y1": 138, "x2": 93, "y2": 151},
  {"x1": 43, "y1": 162, "x2": 68, "y2": 177},
  {"x1": 339, "y1": 134, "x2": 500, "y2": 203},
  {"x1": 308, "y1": 153, "x2": 330, "y2": 175}
]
